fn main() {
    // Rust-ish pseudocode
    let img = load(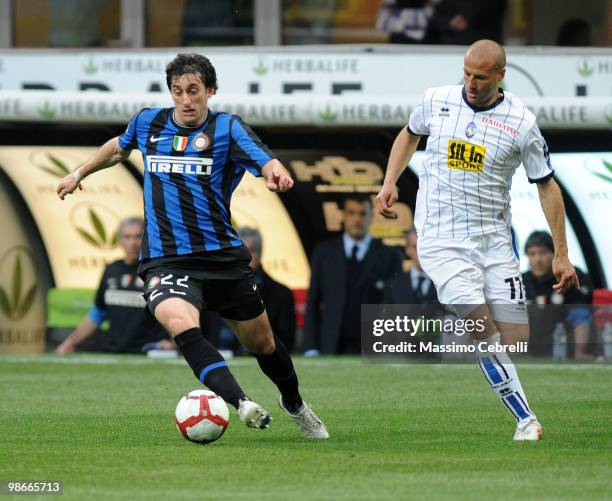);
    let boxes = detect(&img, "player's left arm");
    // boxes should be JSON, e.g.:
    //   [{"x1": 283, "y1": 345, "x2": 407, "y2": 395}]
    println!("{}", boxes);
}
[{"x1": 537, "y1": 178, "x2": 580, "y2": 292}]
